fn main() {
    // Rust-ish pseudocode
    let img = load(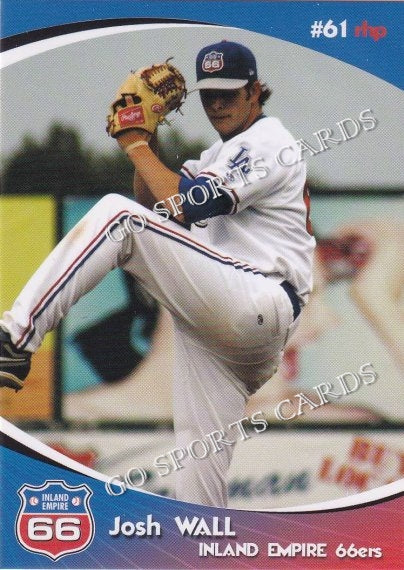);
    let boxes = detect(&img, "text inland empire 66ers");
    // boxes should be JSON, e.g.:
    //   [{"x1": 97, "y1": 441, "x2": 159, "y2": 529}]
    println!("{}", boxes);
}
[{"x1": 108, "y1": 514, "x2": 383, "y2": 559}]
